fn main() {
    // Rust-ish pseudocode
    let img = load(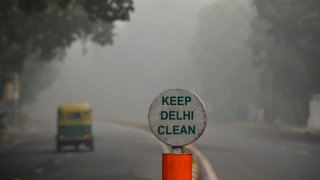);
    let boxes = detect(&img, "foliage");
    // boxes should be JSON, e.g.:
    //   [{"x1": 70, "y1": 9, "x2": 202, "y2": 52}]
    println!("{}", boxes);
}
[
  {"x1": 251, "y1": 0, "x2": 320, "y2": 125},
  {"x1": 194, "y1": 0, "x2": 258, "y2": 121},
  {"x1": 19, "y1": 55, "x2": 60, "y2": 104},
  {"x1": 0, "y1": 0, "x2": 134, "y2": 101}
]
